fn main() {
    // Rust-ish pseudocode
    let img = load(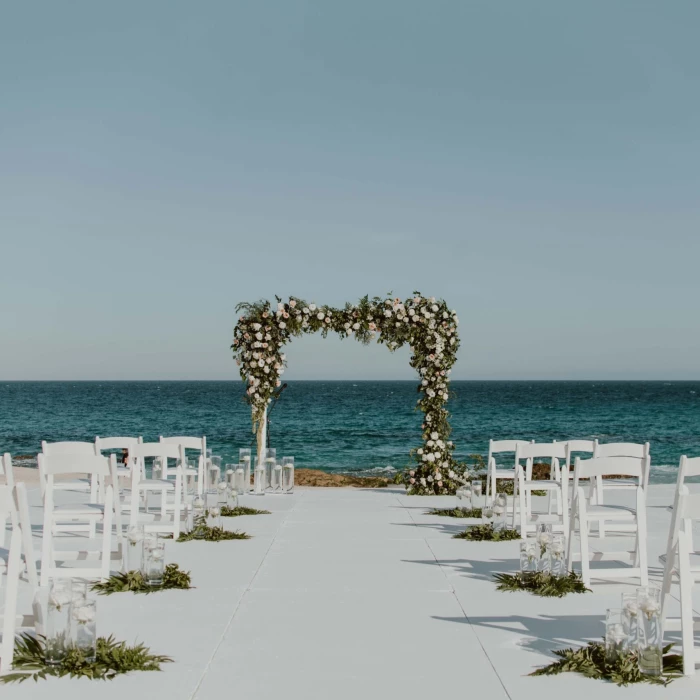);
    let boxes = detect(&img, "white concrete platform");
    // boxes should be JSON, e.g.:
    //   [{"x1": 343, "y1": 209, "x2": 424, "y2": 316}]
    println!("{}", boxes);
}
[{"x1": 4, "y1": 484, "x2": 700, "y2": 698}]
